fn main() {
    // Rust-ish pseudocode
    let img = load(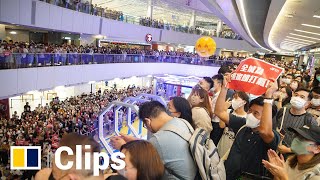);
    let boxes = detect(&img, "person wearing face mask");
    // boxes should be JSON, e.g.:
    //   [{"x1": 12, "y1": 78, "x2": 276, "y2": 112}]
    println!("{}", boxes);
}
[
  {"x1": 167, "y1": 97, "x2": 193, "y2": 124},
  {"x1": 273, "y1": 88, "x2": 318, "y2": 155},
  {"x1": 188, "y1": 85, "x2": 213, "y2": 134},
  {"x1": 107, "y1": 140, "x2": 164, "y2": 180},
  {"x1": 262, "y1": 125, "x2": 320, "y2": 180},
  {"x1": 215, "y1": 75, "x2": 280, "y2": 180},
  {"x1": 217, "y1": 91, "x2": 249, "y2": 158},
  {"x1": 274, "y1": 87, "x2": 292, "y2": 110},
  {"x1": 307, "y1": 87, "x2": 320, "y2": 126},
  {"x1": 110, "y1": 101, "x2": 197, "y2": 180},
  {"x1": 289, "y1": 80, "x2": 300, "y2": 92}
]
